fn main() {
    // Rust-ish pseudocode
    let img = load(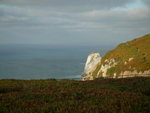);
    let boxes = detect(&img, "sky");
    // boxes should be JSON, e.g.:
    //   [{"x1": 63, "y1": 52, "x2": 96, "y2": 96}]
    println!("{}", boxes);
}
[{"x1": 0, "y1": 0, "x2": 150, "y2": 47}]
